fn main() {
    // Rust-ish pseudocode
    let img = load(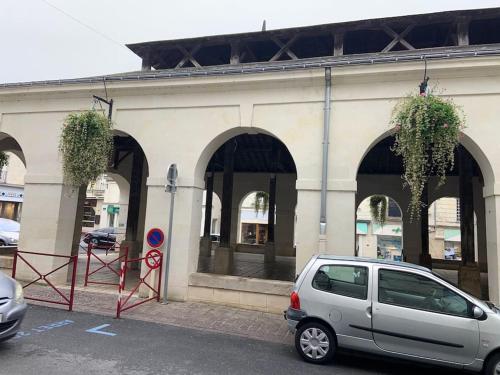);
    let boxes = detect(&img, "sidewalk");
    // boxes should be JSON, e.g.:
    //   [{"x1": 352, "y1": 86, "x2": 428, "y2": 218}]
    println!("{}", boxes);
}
[{"x1": 21, "y1": 284, "x2": 293, "y2": 345}]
